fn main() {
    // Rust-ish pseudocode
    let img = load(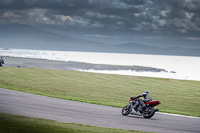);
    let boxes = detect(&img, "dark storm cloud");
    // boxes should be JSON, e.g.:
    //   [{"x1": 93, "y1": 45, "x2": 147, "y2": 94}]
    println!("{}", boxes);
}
[
  {"x1": 0, "y1": 0, "x2": 200, "y2": 39},
  {"x1": 120, "y1": 0, "x2": 145, "y2": 5},
  {"x1": 0, "y1": 0, "x2": 90, "y2": 10}
]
